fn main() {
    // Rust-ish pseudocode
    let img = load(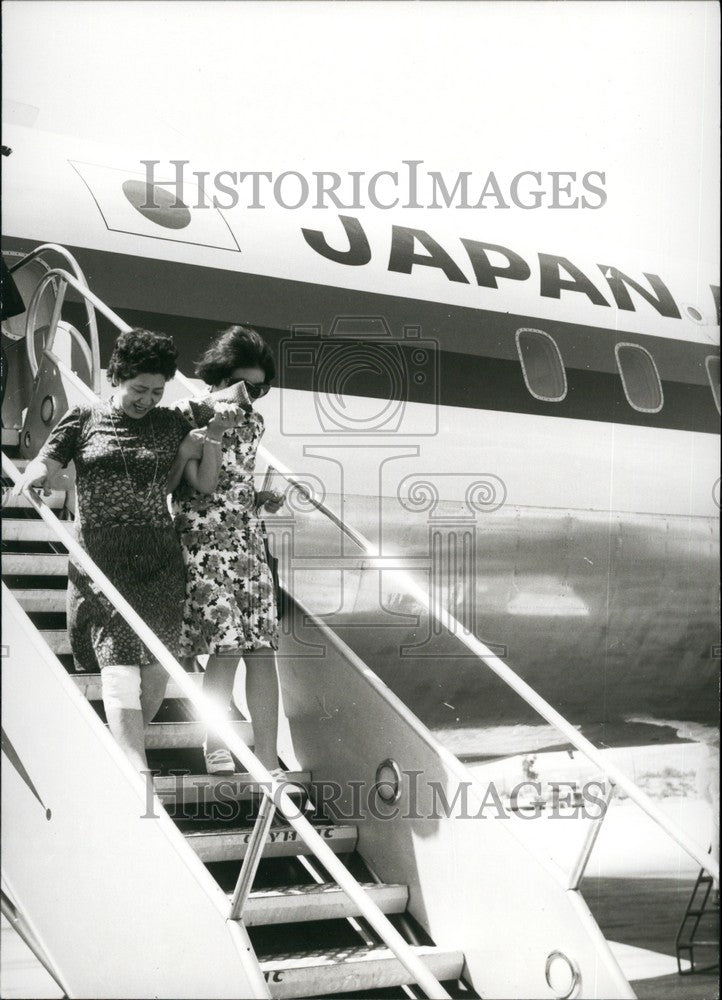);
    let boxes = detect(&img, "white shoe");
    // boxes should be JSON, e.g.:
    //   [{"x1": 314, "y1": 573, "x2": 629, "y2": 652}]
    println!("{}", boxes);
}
[
  {"x1": 268, "y1": 767, "x2": 306, "y2": 796},
  {"x1": 204, "y1": 747, "x2": 235, "y2": 775}
]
